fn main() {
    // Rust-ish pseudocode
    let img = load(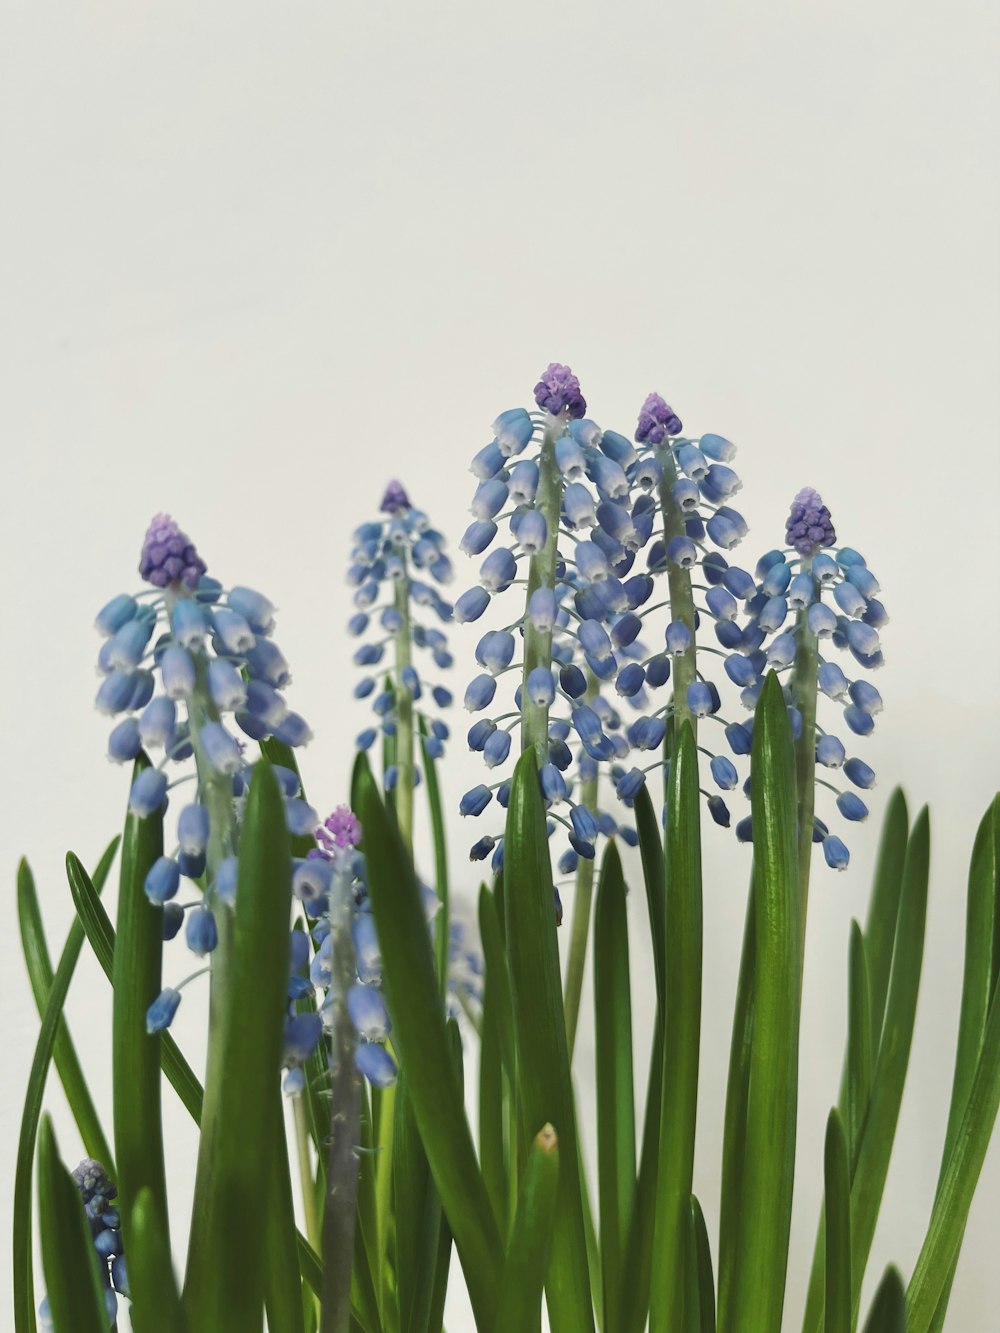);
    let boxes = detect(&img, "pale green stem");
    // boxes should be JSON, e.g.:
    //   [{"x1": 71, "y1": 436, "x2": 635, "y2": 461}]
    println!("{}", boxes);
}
[
  {"x1": 564, "y1": 754, "x2": 598, "y2": 1062},
  {"x1": 789, "y1": 557, "x2": 819, "y2": 952},
  {"x1": 657, "y1": 446, "x2": 698, "y2": 744},
  {"x1": 321, "y1": 865, "x2": 362, "y2": 1333},
  {"x1": 293, "y1": 1094, "x2": 320, "y2": 1251},
  {"x1": 393, "y1": 566, "x2": 415, "y2": 853},
  {"x1": 520, "y1": 426, "x2": 563, "y2": 761}
]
